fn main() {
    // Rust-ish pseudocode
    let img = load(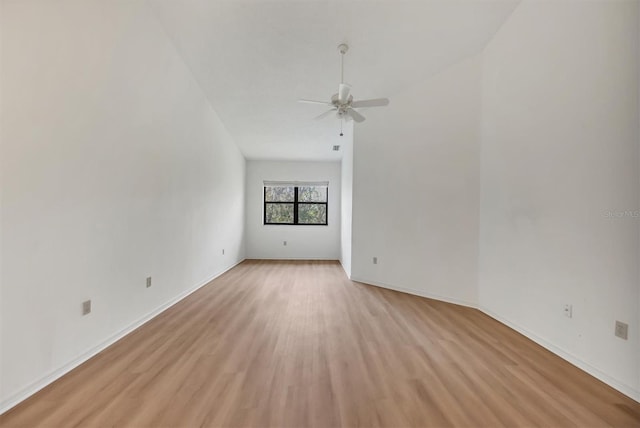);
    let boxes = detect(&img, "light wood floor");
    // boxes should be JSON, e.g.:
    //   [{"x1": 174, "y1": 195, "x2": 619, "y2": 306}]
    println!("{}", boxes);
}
[{"x1": 2, "y1": 260, "x2": 639, "y2": 427}]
